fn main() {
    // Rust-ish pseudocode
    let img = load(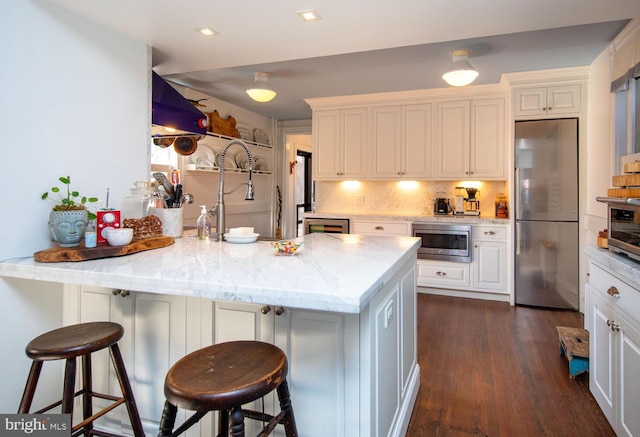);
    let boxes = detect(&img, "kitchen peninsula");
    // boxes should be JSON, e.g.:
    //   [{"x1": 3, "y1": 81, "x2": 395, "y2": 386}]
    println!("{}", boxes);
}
[{"x1": 0, "y1": 232, "x2": 420, "y2": 437}]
